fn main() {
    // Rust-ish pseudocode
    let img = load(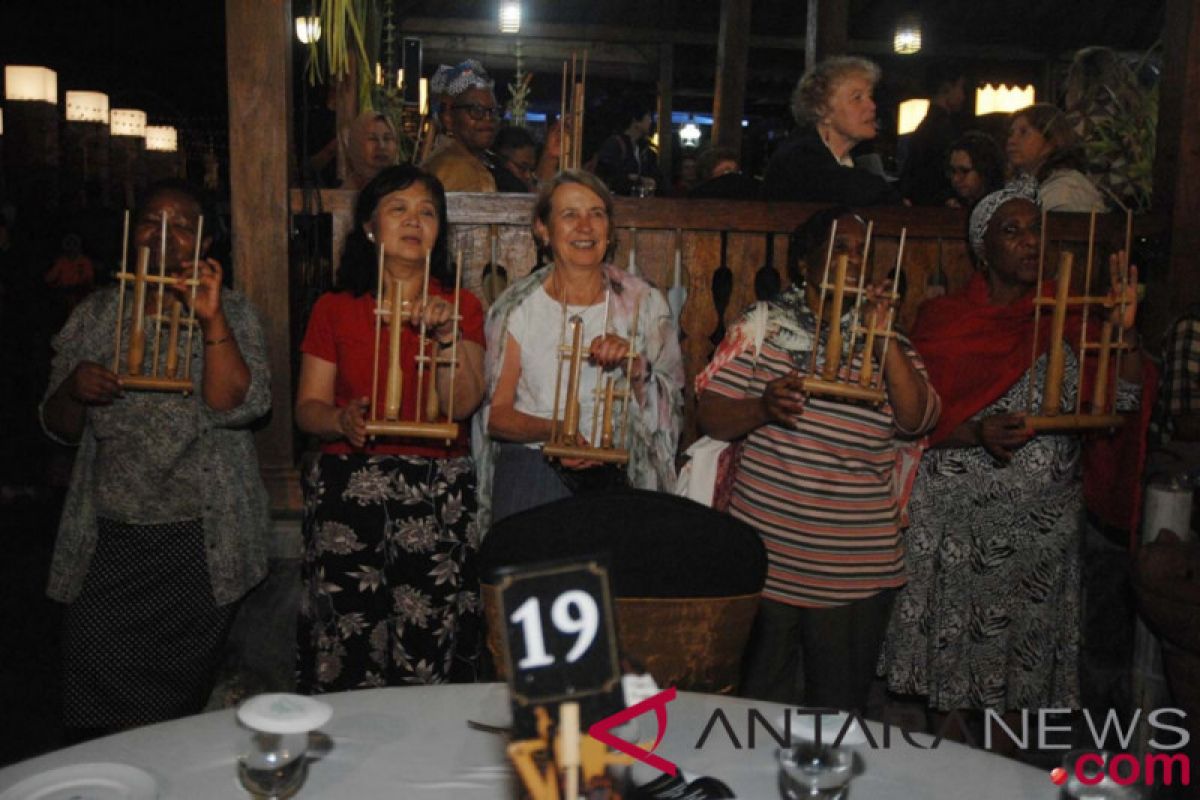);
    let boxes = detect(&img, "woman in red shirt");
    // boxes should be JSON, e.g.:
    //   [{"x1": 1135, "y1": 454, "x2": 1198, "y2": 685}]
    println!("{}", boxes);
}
[{"x1": 294, "y1": 165, "x2": 486, "y2": 691}]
